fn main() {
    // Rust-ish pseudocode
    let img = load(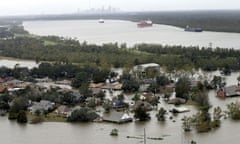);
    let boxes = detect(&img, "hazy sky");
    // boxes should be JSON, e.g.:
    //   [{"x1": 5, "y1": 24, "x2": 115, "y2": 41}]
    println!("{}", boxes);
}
[{"x1": 1, "y1": 0, "x2": 240, "y2": 16}]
